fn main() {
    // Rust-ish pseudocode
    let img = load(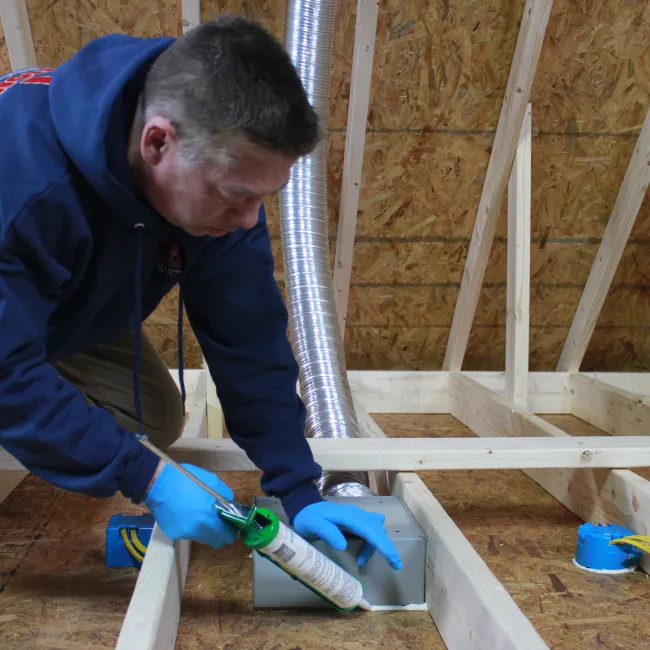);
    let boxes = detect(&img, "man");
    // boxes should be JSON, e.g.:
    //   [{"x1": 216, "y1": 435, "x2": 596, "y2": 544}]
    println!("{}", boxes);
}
[{"x1": 0, "y1": 17, "x2": 402, "y2": 571}]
